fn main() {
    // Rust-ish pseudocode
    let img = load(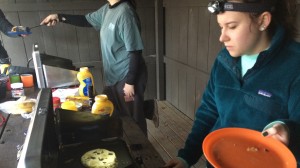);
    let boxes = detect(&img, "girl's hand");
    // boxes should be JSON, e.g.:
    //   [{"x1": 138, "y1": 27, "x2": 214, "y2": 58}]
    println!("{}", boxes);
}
[
  {"x1": 40, "y1": 14, "x2": 59, "y2": 26},
  {"x1": 262, "y1": 123, "x2": 289, "y2": 146},
  {"x1": 123, "y1": 83, "x2": 134, "y2": 97},
  {"x1": 164, "y1": 158, "x2": 188, "y2": 168}
]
